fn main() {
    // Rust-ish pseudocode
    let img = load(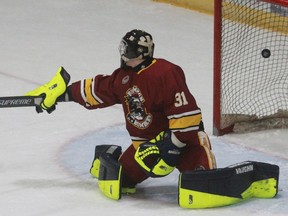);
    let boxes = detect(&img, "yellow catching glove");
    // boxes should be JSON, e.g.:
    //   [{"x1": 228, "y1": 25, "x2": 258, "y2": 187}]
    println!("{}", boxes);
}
[
  {"x1": 134, "y1": 131, "x2": 185, "y2": 177},
  {"x1": 25, "y1": 67, "x2": 70, "y2": 113}
]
